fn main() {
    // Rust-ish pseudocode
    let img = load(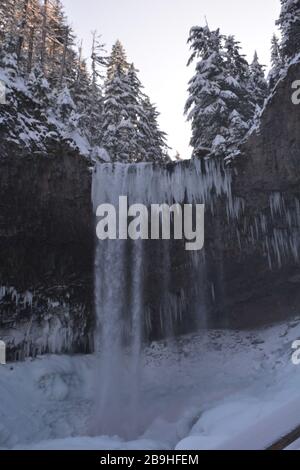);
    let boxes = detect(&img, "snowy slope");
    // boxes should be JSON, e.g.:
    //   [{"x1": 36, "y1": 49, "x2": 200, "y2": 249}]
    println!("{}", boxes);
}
[{"x1": 1, "y1": 319, "x2": 300, "y2": 450}]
